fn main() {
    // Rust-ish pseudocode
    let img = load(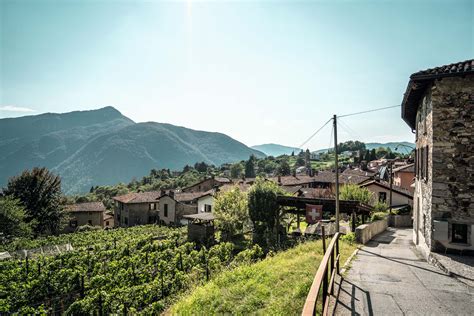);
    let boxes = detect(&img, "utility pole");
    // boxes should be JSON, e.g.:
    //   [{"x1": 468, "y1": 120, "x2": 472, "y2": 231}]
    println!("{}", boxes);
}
[
  {"x1": 389, "y1": 160, "x2": 393, "y2": 214},
  {"x1": 333, "y1": 115, "x2": 340, "y2": 233}
]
